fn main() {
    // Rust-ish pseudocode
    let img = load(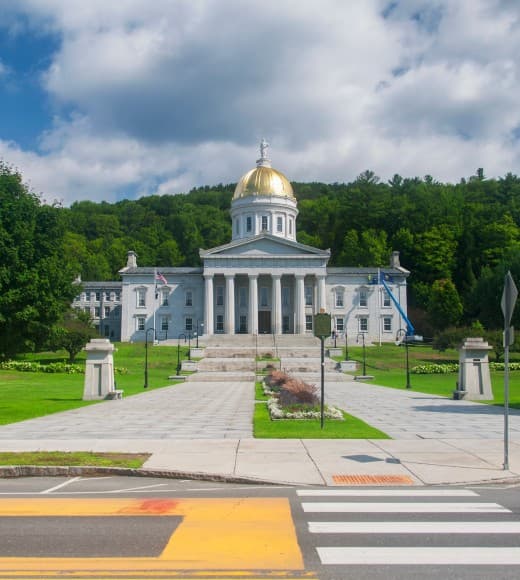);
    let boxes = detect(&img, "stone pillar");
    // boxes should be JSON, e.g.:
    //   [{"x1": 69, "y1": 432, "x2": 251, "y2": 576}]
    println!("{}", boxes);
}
[
  {"x1": 295, "y1": 274, "x2": 305, "y2": 334},
  {"x1": 204, "y1": 274, "x2": 214, "y2": 335},
  {"x1": 225, "y1": 274, "x2": 235, "y2": 334},
  {"x1": 248, "y1": 274, "x2": 258, "y2": 334},
  {"x1": 317, "y1": 274, "x2": 326, "y2": 313},
  {"x1": 454, "y1": 337, "x2": 493, "y2": 400},
  {"x1": 272, "y1": 274, "x2": 282, "y2": 335},
  {"x1": 83, "y1": 339, "x2": 115, "y2": 400}
]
